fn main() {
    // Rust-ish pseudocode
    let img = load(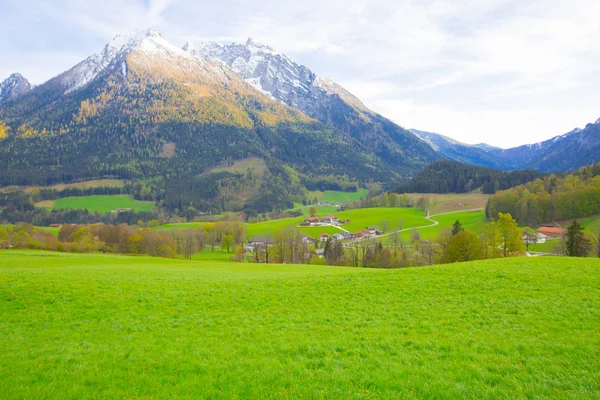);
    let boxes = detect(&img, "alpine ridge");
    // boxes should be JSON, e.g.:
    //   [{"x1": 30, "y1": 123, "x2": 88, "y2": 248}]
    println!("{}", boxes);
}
[{"x1": 185, "y1": 38, "x2": 438, "y2": 172}]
